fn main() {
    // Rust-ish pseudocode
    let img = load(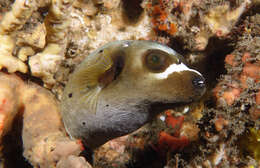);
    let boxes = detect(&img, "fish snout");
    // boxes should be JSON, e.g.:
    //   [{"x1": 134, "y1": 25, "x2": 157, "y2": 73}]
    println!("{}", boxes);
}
[
  {"x1": 192, "y1": 75, "x2": 205, "y2": 89},
  {"x1": 191, "y1": 72, "x2": 206, "y2": 98}
]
